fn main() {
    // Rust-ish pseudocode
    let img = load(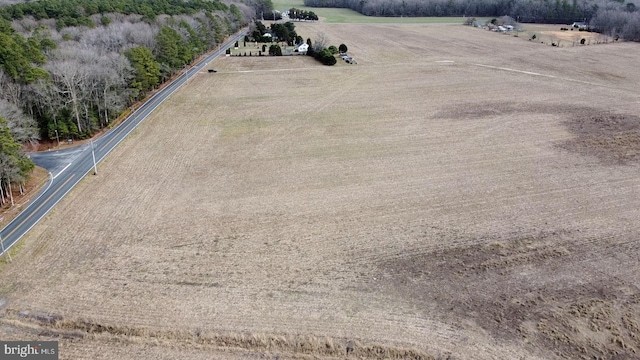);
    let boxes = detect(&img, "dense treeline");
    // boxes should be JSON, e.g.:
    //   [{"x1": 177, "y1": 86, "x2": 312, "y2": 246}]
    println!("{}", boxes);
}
[
  {"x1": 0, "y1": 113, "x2": 34, "y2": 207},
  {"x1": 0, "y1": 0, "x2": 271, "y2": 204},
  {"x1": 0, "y1": 15, "x2": 39, "y2": 203},
  {"x1": 288, "y1": 7, "x2": 319, "y2": 21},
  {"x1": 0, "y1": 17, "x2": 48, "y2": 83},
  {"x1": 0, "y1": 97, "x2": 37, "y2": 201},
  {"x1": 0, "y1": 0, "x2": 229, "y2": 25},
  {"x1": 591, "y1": 9, "x2": 640, "y2": 40},
  {"x1": 303, "y1": 0, "x2": 640, "y2": 40}
]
